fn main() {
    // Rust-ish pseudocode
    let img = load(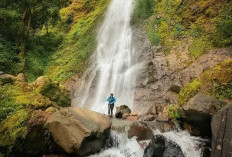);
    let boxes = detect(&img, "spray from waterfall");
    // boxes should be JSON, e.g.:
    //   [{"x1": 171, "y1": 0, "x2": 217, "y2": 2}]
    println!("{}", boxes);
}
[{"x1": 72, "y1": 0, "x2": 142, "y2": 113}]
